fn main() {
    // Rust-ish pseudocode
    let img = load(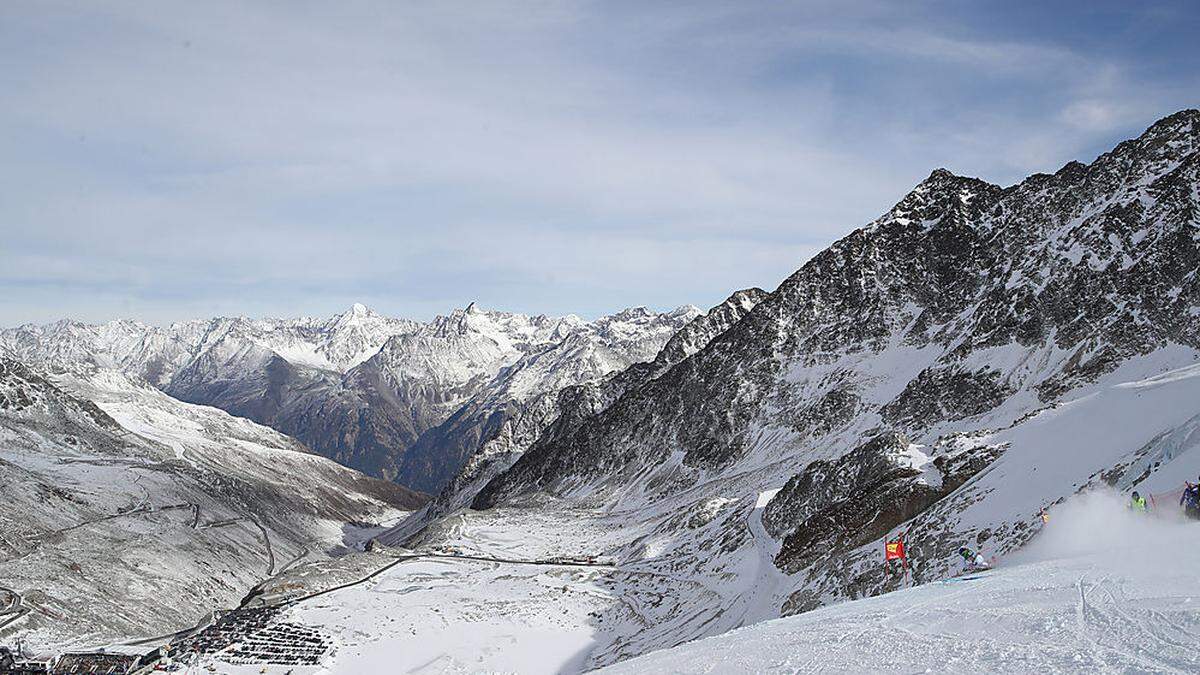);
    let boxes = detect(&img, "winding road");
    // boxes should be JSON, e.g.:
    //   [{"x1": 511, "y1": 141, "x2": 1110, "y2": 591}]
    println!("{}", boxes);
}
[{"x1": 0, "y1": 585, "x2": 29, "y2": 634}]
